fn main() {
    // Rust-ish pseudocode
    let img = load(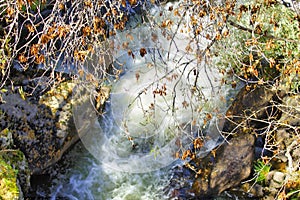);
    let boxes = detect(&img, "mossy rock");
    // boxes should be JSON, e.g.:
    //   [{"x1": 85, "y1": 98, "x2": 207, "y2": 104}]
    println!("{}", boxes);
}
[
  {"x1": 0, "y1": 128, "x2": 13, "y2": 149},
  {"x1": 0, "y1": 154, "x2": 20, "y2": 200},
  {"x1": 0, "y1": 81, "x2": 78, "y2": 173},
  {"x1": 0, "y1": 150, "x2": 30, "y2": 199}
]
